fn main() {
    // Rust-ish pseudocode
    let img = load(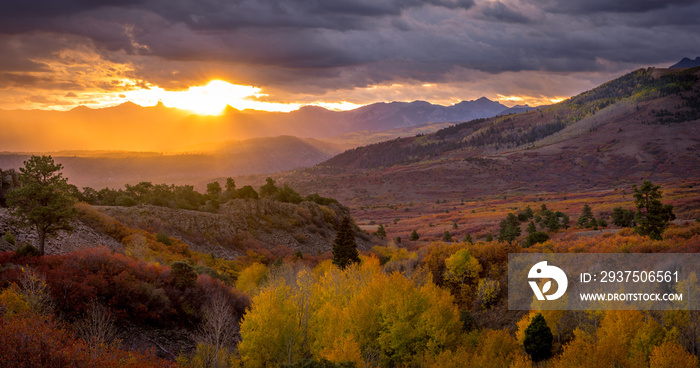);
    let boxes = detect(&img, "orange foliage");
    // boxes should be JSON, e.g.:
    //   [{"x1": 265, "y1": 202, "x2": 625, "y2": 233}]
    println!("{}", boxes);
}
[
  {"x1": 649, "y1": 340, "x2": 699, "y2": 368},
  {"x1": 0, "y1": 247, "x2": 249, "y2": 328}
]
